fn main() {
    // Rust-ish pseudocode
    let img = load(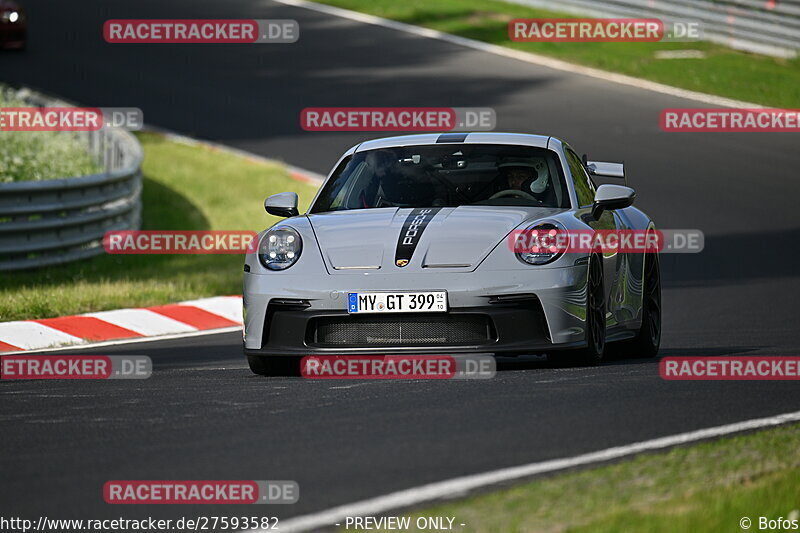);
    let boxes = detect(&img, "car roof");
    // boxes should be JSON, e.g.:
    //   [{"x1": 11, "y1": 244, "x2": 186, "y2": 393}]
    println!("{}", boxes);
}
[{"x1": 353, "y1": 132, "x2": 553, "y2": 152}]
